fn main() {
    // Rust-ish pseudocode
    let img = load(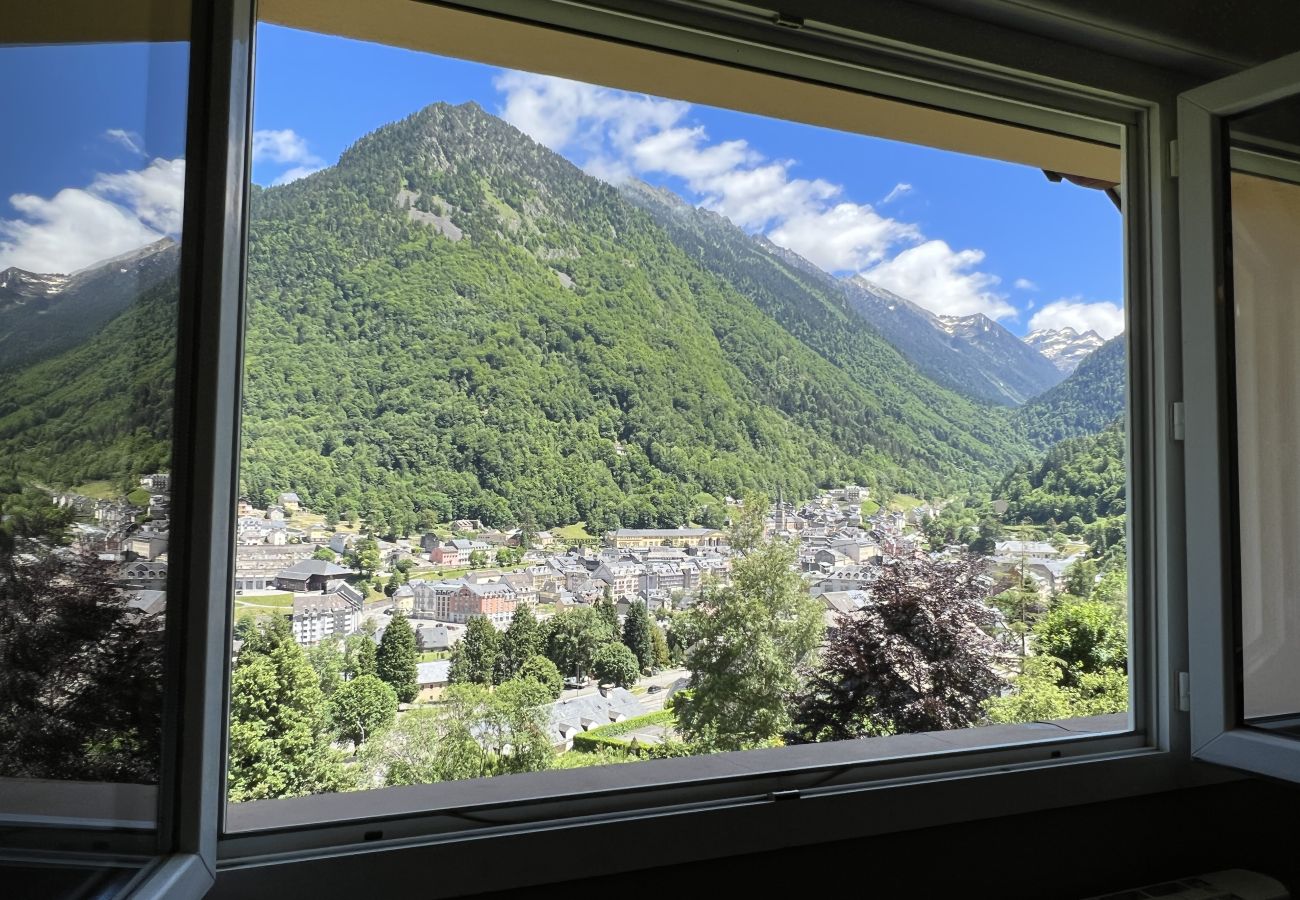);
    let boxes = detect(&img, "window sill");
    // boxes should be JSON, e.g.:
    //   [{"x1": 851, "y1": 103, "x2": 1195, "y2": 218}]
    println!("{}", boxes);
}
[
  {"x1": 0, "y1": 779, "x2": 156, "y2": 832},
  {"x1": 214, "y1": 713, "x2": 1192, "y2": 897},
  {"x1": 223, "y1": 713, "x2": 1137, "y2": 848}
]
